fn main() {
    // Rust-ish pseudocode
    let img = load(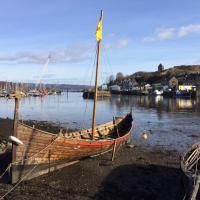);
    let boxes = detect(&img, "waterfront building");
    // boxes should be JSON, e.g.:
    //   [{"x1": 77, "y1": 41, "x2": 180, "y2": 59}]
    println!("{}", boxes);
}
[
  {"x1": 121, "y1": 78, "x2": 140, "y2": 91},
  {"x1": 109, "y1": 85, "x2": 121, "y2": 92},
  {"x1": 169, "y1": 76, "x2": 178, "y2": 89},
  {"x1": 178, "y1": 85, "x2": 196, "y2": 91}
]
